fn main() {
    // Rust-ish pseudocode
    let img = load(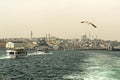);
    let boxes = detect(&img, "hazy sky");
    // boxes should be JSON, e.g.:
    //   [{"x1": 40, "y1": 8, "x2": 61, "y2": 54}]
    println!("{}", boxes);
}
[{"x1": 0, "y1": 0, "x2": 120, "y2": 40}]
